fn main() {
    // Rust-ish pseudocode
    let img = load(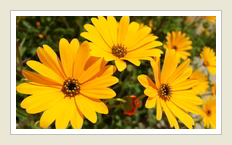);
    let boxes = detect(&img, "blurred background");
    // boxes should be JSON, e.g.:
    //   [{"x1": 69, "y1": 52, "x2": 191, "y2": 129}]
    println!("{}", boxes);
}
[{"x1": 16, "y1": 16, "x2": 216, "y2": 129}]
